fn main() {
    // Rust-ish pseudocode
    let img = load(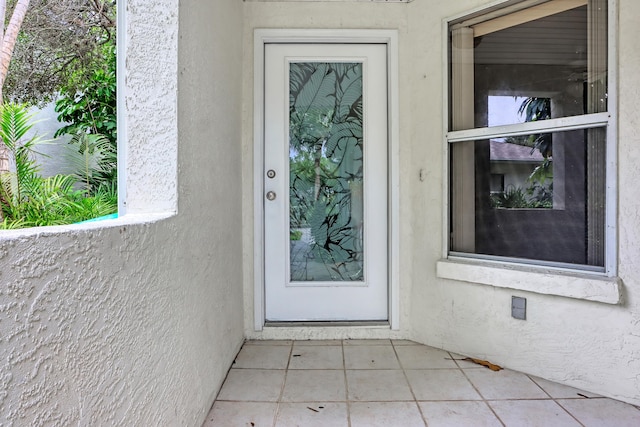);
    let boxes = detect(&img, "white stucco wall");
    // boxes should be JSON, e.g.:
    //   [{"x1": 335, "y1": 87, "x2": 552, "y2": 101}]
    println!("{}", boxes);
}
[
  {"x1": 242, "y1": 0, "x2": 640, "y2": 406},
  {"x1": 0, "y1": 0, "x2": 245, "y2": 425}
]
